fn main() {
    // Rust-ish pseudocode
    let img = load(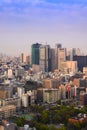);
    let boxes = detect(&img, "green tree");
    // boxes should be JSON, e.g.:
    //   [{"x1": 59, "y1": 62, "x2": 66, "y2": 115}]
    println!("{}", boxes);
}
[
  {"x1": 74, "y1": 122, "x2": 81, "y2": 130},
  {"x1": 58, "y1": 126, "x2": 67, "y2": 130},
  {"x1": 67, "y1": 122, "x2": 81, "y2": 130},
  {"x1": 16, "y1": 116, "x2": 26, "y2": 127},
  {"x1": 41, "y1": 110, "x2": 50, "y2": 124}
]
